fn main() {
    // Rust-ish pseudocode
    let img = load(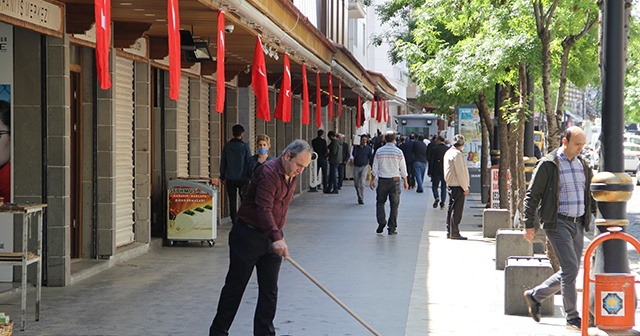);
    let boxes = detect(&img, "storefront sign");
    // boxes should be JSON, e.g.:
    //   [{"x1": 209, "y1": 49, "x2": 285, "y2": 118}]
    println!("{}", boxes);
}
[
  {"x1": 0, "y1": 0, "x2": 63, "y2": 37},
  {"x1": 0, "y1": 22, "x2": 12, "y2": 282},
  {"x1": 458, "y1": 106, "x2": 482, "y2": 168}
]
